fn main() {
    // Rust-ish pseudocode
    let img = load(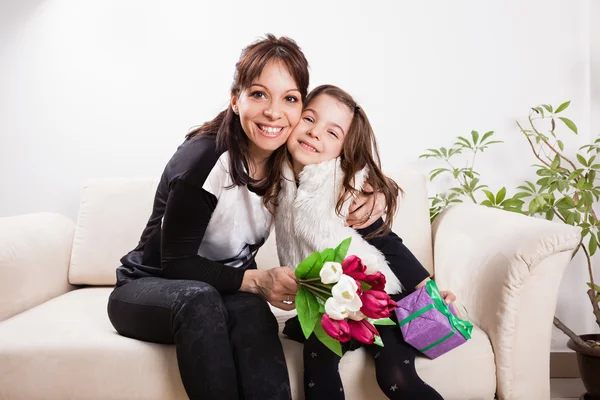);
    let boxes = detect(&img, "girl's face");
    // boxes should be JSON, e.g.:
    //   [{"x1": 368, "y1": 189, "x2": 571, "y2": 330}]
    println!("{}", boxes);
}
[
  {"x1": 231, "y1": 60, "x2": 303, "y2": 161},
  {"x1": 287, "y1": 94, "x2": 353, "y2": 175}
]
